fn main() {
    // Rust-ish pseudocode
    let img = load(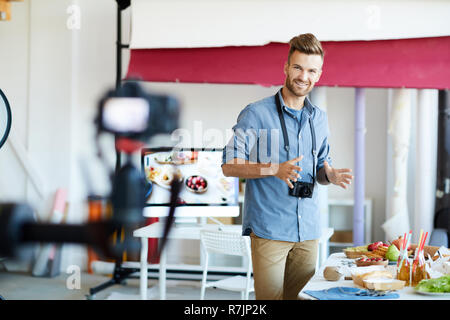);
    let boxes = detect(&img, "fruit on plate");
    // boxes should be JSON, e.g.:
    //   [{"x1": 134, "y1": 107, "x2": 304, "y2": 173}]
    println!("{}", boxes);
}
[
  {"x1": 391, "y1": 235, "x2": 411, "y2": 251},
  {"x1": 385, "y1": 244, "x2": 400, "y2": 261},
  {"x1": 368, "y1": 241, "x2": 388, "y2": 251},
  {"x1": 358, "y1": 257, "x2": 384, "y2": 262},
  {"x1": 186, "y1": 175, "x2": 208, "y2": 193},
  {"x1": 355, "y1": 256, "x2": 389, "y2": 267},
  {"x1": 146, "y1": 166, "x2": 161, "y2": 182}
]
